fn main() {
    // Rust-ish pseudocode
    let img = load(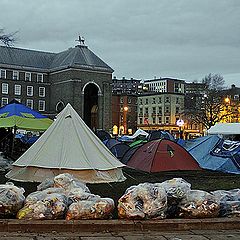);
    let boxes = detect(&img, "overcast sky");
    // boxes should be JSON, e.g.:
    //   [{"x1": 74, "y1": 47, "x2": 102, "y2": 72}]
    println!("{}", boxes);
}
[{"x1": 1, "y1": 0, "x2": 240, "y2": 87}]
